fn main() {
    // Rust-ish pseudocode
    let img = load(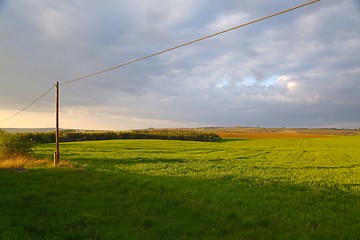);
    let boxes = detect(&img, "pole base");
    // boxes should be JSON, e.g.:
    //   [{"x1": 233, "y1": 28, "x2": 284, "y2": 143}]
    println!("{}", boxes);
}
[{"x1": 54, "y1": 152, "x2": 60, "y2": 166}]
